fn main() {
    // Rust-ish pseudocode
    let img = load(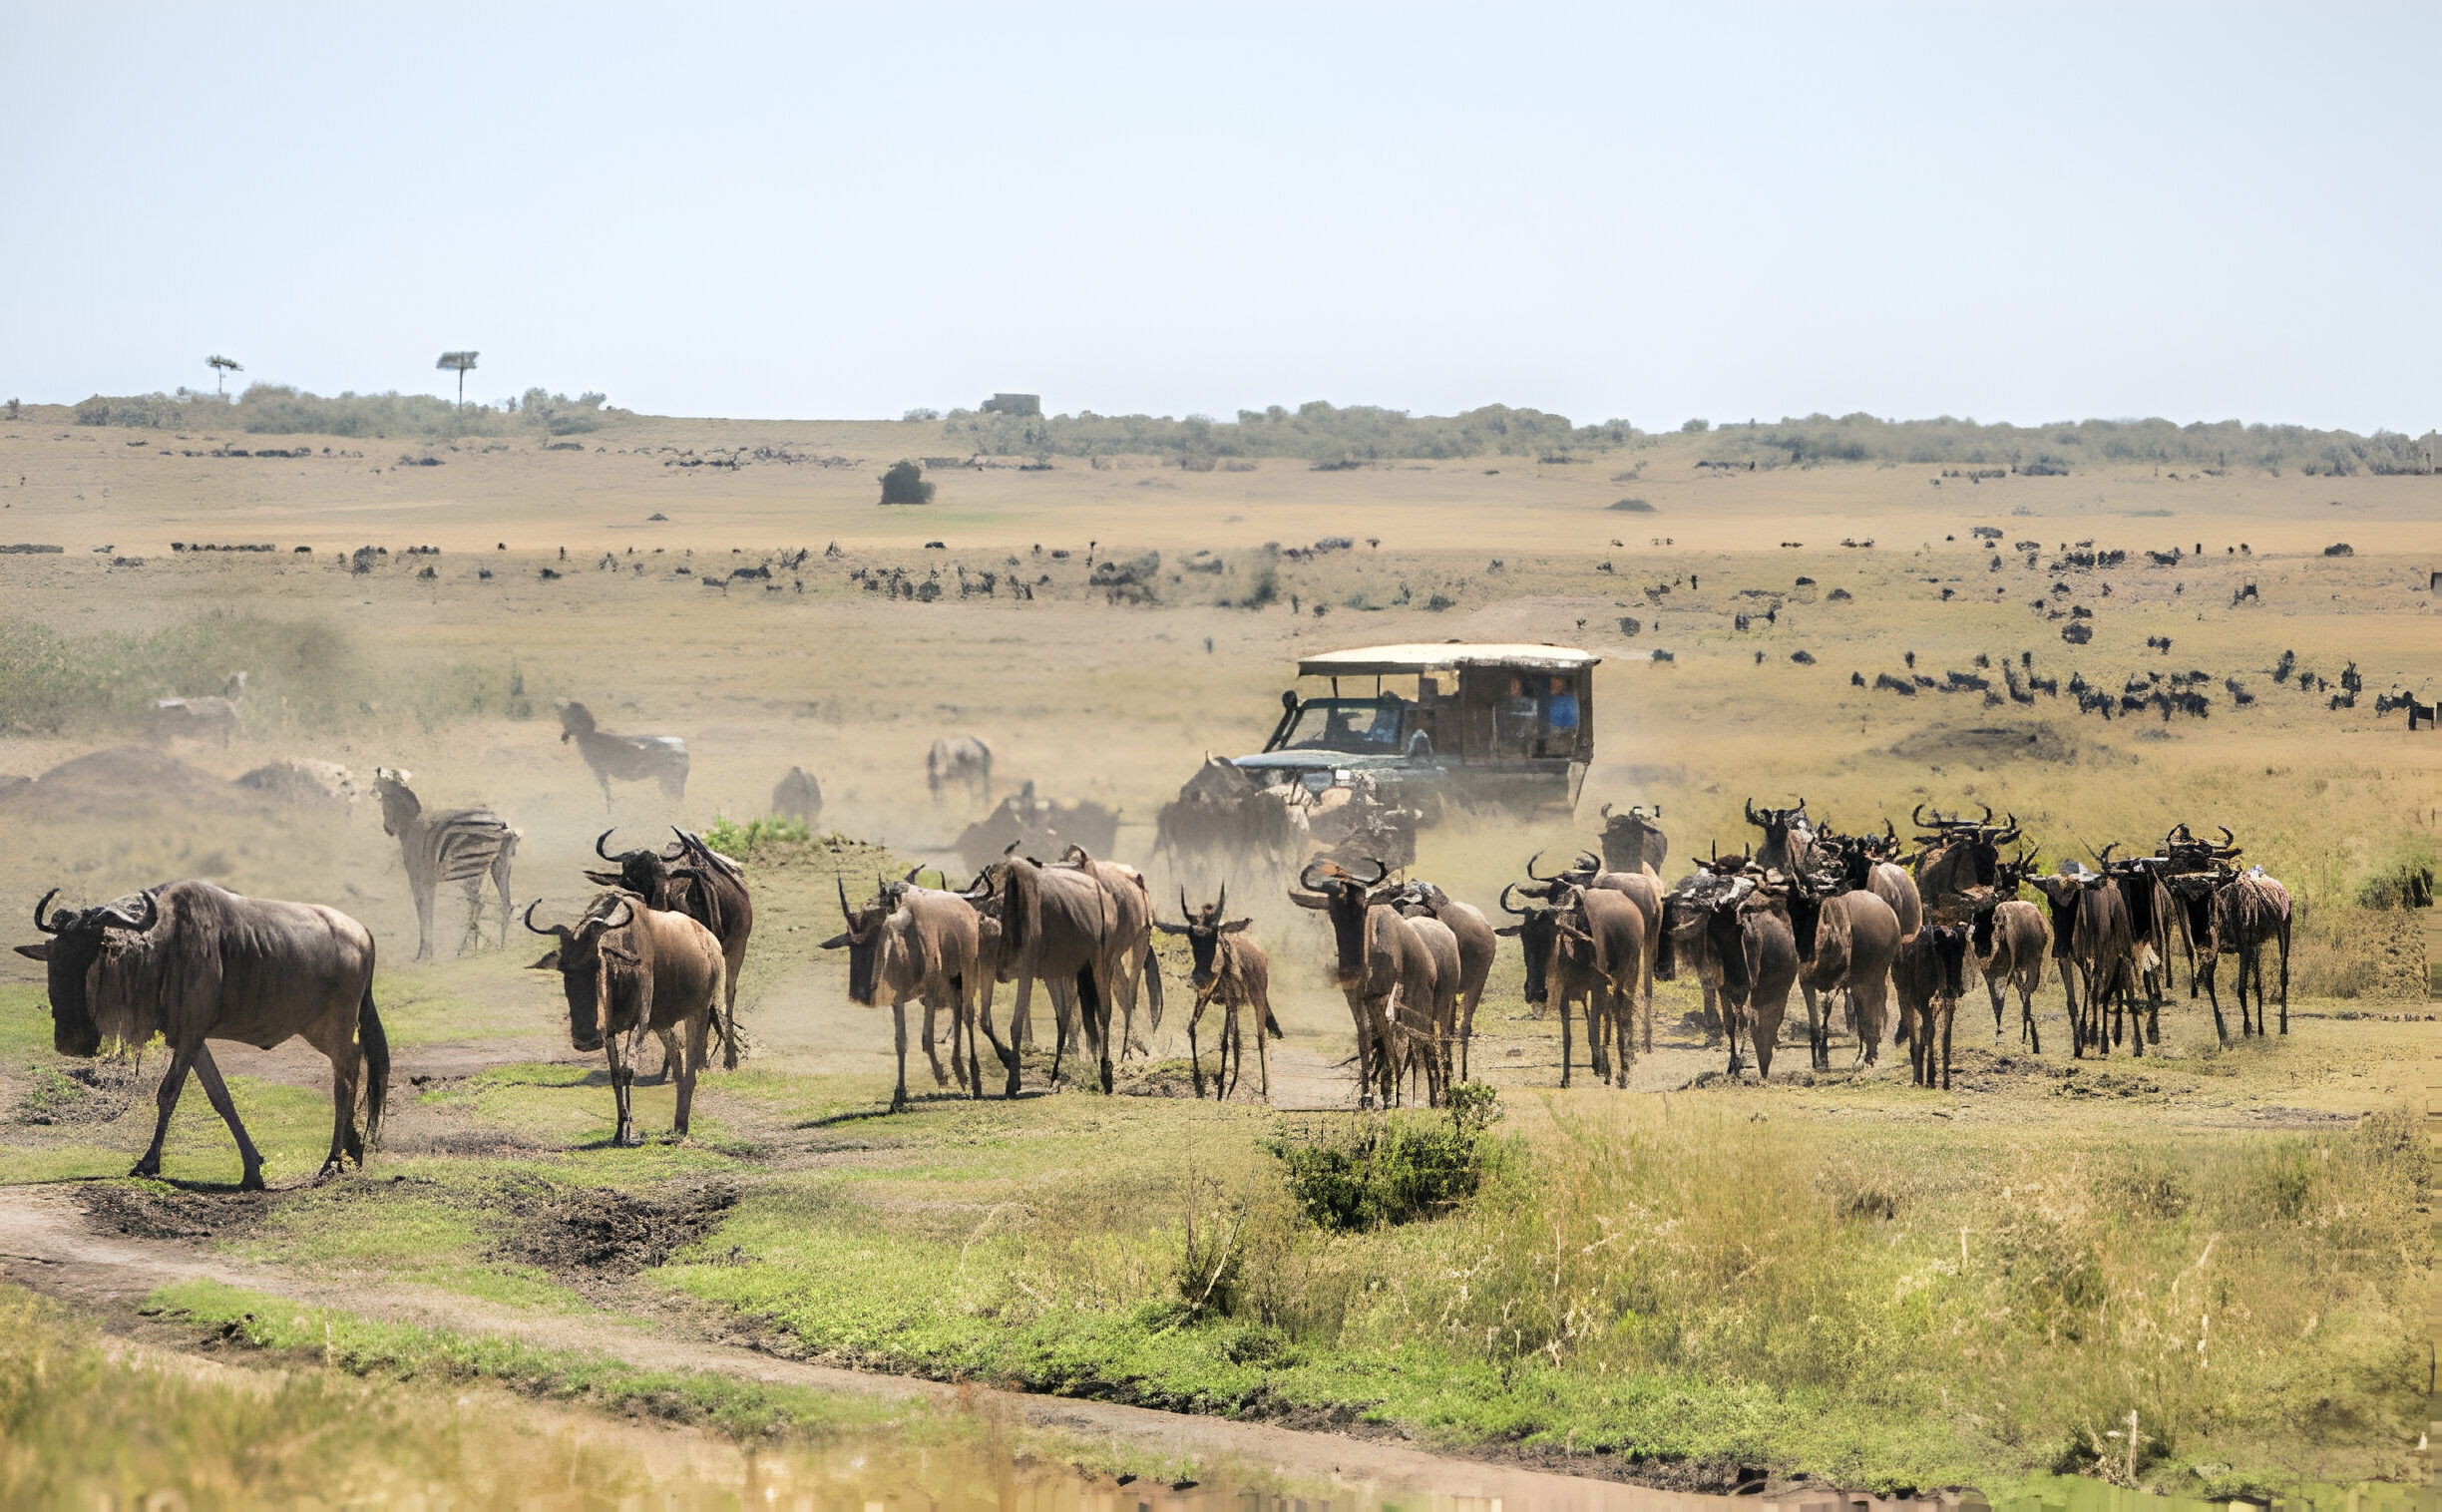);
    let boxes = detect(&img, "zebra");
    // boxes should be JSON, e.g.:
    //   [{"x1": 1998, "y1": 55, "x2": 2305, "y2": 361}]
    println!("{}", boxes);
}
[{"x1": 373, "y1": 767, "x2": 519, "y2": 960}]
